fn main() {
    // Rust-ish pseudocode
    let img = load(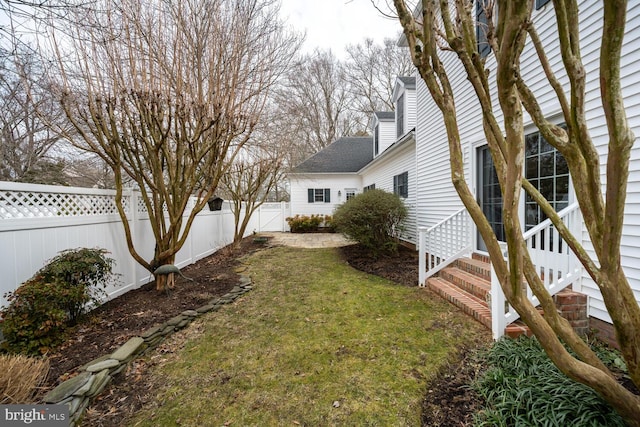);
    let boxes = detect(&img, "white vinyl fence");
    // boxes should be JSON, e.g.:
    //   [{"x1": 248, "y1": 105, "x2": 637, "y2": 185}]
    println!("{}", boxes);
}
[{"x1": 0, "y1": 181, "x2": 289, "y2": 308}]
